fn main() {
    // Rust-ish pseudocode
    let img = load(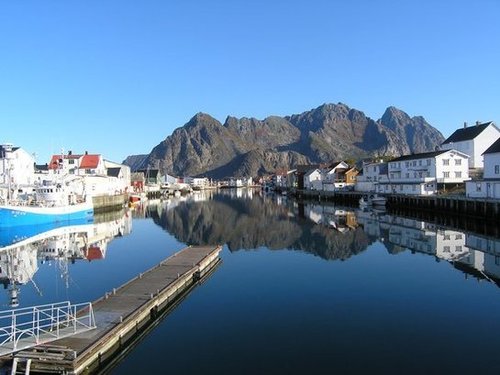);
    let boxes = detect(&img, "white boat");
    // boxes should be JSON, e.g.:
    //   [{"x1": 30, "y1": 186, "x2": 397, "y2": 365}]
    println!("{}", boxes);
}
[
  {"x1": 0, "y1": 176, "x2": 93, "y2": 227},
  {"x1": 359, "y1": 193, "x2": 387, "y2": 208}
]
